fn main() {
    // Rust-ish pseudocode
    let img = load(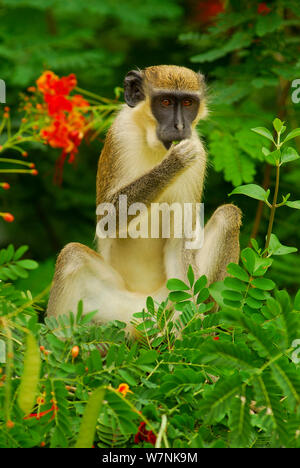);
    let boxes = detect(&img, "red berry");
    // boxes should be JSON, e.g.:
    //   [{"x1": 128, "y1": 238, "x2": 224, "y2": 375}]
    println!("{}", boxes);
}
[
  {"x1": 1, "y1": 183, "x2": 10, "y2": 190},
  {"x1": 71, "y1": 345, "x2": 79, "y2": 358}
]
